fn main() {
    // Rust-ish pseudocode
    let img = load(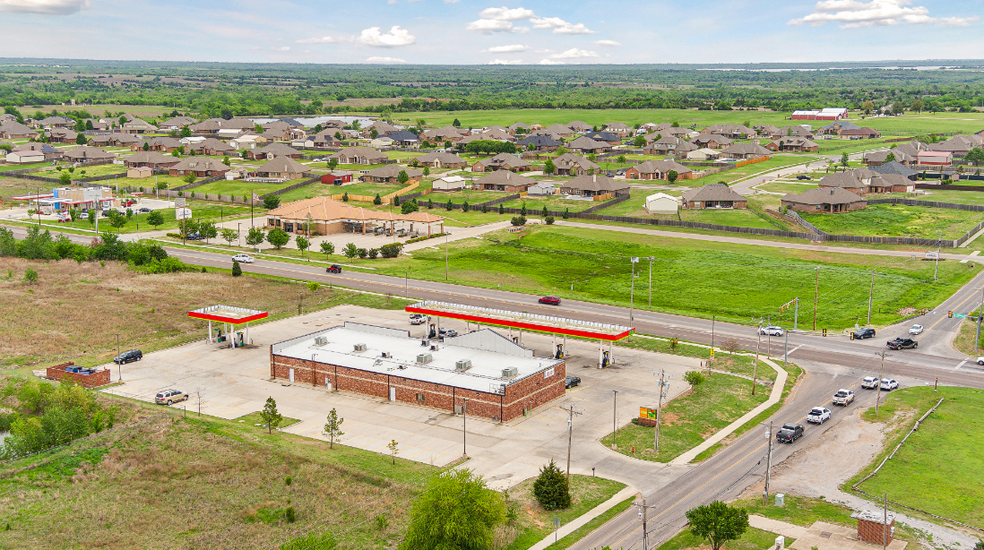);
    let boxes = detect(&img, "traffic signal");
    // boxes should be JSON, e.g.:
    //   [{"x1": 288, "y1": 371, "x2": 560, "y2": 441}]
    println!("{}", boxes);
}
[
  {"x1": 822, "y1": 328, "x2": 827, "y2": 337},
  {"x1": 850, "y1": 332, "x2": 855, "y2": 340},
  {"x1": 948, "y1": 311, "x2": 953, "y2": 318}
]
